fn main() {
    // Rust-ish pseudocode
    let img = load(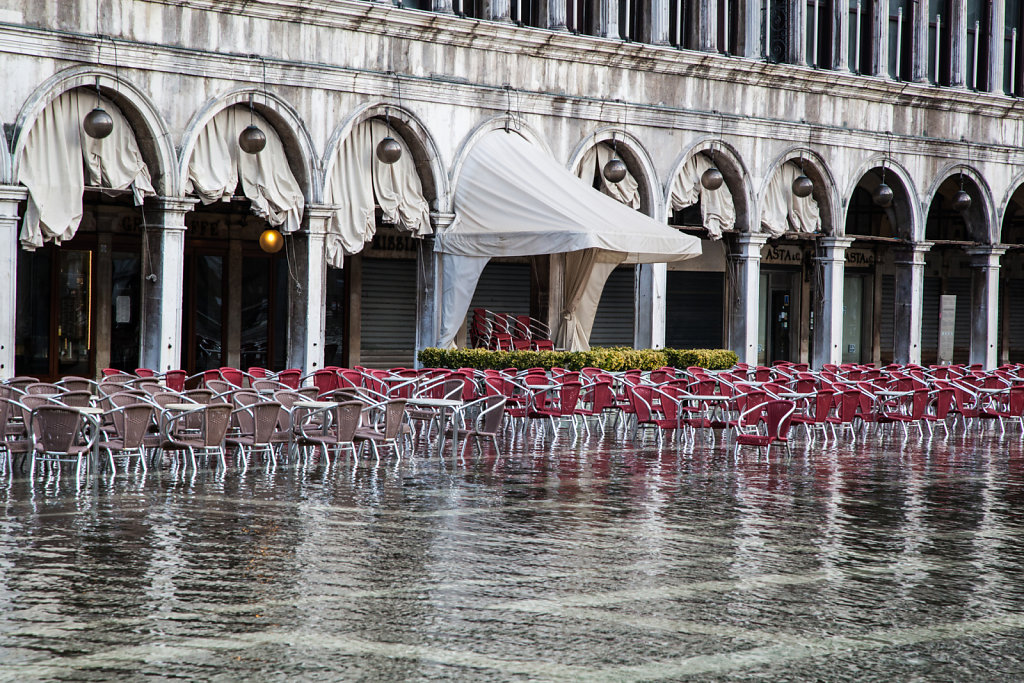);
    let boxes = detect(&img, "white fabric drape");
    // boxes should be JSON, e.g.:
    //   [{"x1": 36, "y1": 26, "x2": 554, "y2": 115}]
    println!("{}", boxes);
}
[
  {"x1": 577, "y1": 143, "x2": 641, "y2": 209},
  {"x1": 439, "y1": 253, "x2": 491, "y2": 348},
  {"x1": 761, "y1": 161, "x2": 821, "y2": 237},
  {"x1": 555, "y1": 250, "x2": 625, "y2": 351},
  {"x1": 19, "y1": 89, "x2": 155, "y2": 249},
  {"x1": 185, "y1": 105, "x2": 304, "y2": 233},
  {"x1": 436, "y1": 130, "x2": 700, "y2": 349},
  {"x1": 324, "y1": 119, "x2": 432, "y2": 267},
  {"x1": 668, "y1": 153, "x2": 736, "y2": 240}
]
